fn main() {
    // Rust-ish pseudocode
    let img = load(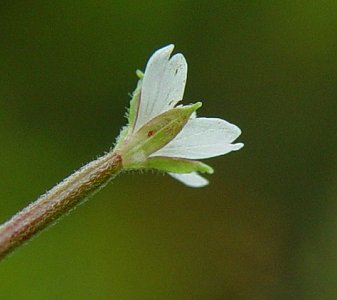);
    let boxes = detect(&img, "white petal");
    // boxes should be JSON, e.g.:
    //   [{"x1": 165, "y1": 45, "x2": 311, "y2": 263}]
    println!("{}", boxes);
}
[
  {"x1": 134, "y1": 44, "x2": 188, "y2": 131},
  {"x1": 169, "y1": 172, "x2": 209, "y2": 188},
  {"x1": 152, "y1": 117, "x2": 243, "y2": 159}
]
